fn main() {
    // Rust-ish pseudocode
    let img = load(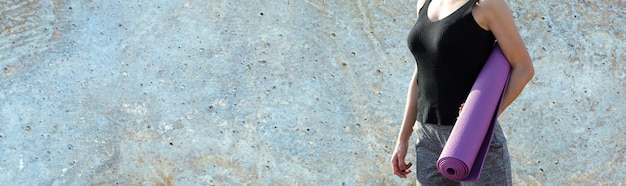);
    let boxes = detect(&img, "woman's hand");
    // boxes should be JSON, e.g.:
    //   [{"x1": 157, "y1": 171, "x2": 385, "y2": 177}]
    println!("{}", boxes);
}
[{"x1": 391, "y1": 143, "x2": 413, "y2": 178}]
